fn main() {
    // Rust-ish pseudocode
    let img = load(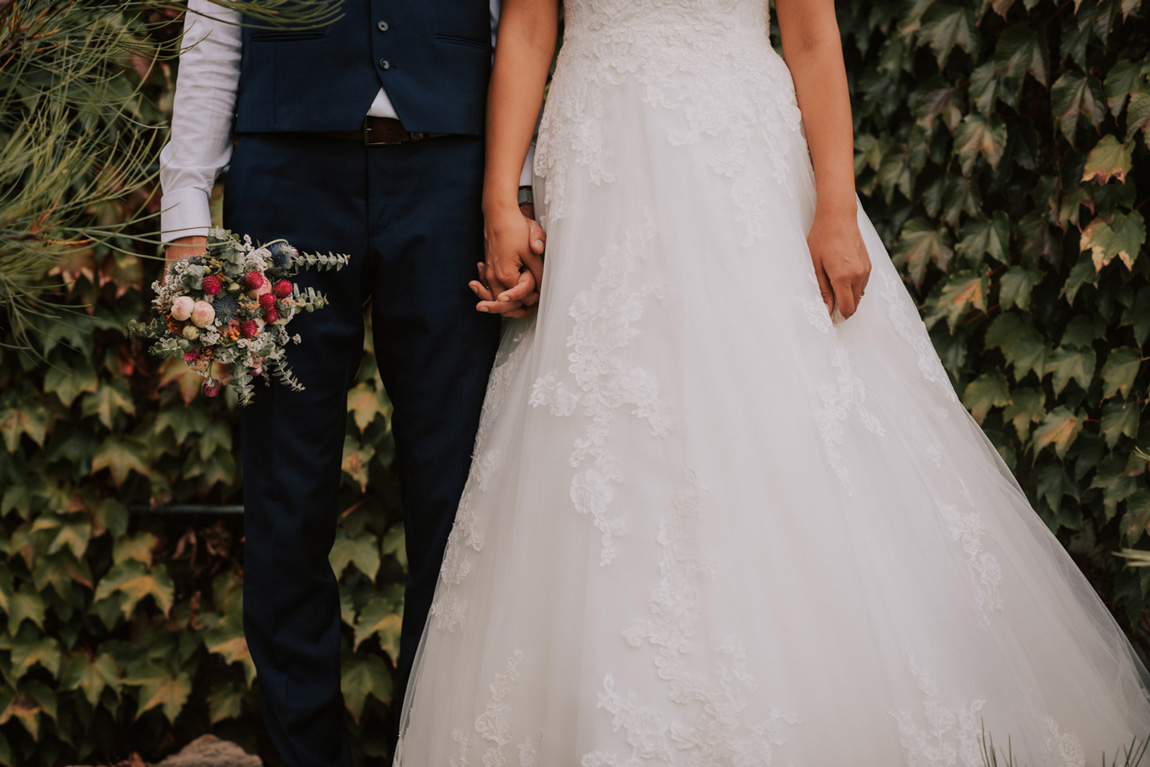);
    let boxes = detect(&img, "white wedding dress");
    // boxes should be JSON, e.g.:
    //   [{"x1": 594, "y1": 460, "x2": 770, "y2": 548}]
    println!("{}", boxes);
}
[{"x1": 393, "y1": 0, "x2": 1150, "y2": 763}]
